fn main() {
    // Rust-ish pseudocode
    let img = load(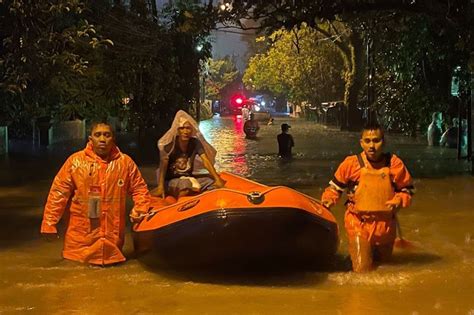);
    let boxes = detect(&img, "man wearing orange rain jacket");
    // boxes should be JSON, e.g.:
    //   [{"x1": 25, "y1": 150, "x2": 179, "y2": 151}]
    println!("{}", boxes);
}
[
  {"x1": 41, "y1": 122, "x2": 150, "y2": 265},
  {"x1": 321, "y1": 122, "x2": 414, "y2": 272}
]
